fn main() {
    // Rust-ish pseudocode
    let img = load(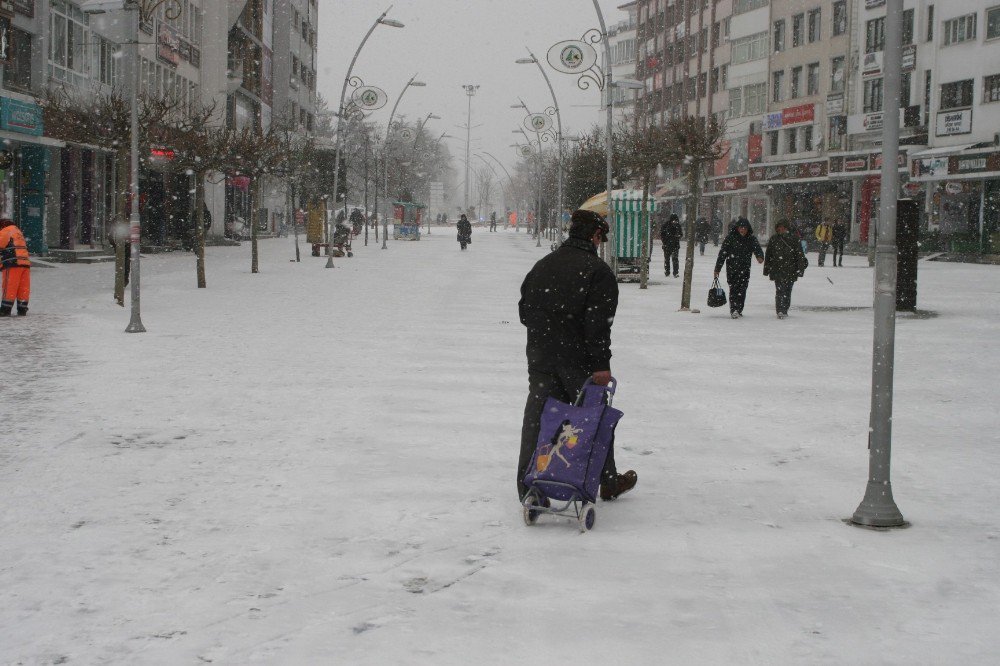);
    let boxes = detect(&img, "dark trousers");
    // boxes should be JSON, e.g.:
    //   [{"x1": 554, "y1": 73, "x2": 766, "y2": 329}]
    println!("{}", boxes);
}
[
  {"x1": 775, "y1": 280, "x2": 795, "y2": 314},
  {"x1": 832, "y1": 240, "x2": 845, "y2": 266},
  {"x1": 518, "y1": 367, "x2": 616, "y2": 499},
  {"x1": 818, "y1": 243, "x2": 829, "y2": 266},
  {"x1": 490, "y1": 222, "x2": 497, "y2": 231},
  {"x1": 698, "y1": 241, "x2": 706, "y2": 255},
  {"x1": 663, "y1": 245, "x2": 679, "y2": 276},
  {"x1": 729, "y1": 275, "x2": 749, "y2": 314}
]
